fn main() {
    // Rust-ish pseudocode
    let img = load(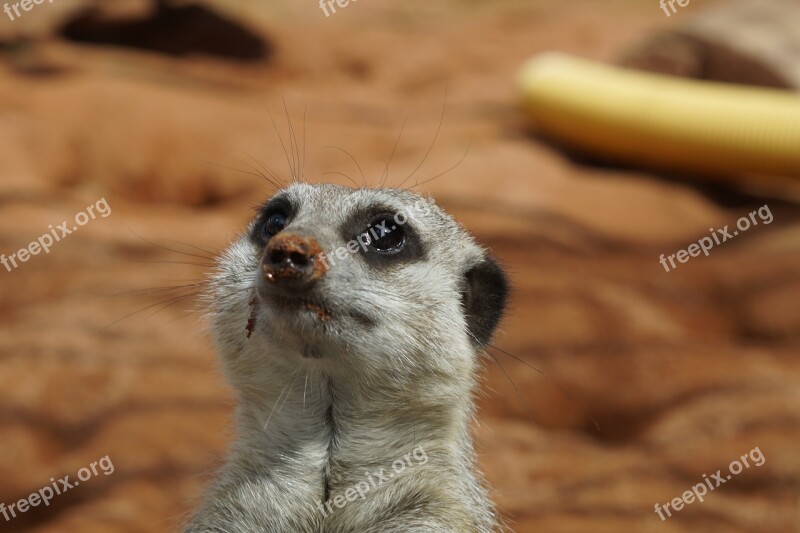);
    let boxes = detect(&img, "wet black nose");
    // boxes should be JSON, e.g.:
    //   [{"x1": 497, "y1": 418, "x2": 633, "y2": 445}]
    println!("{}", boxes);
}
[{"x1": 262, "y1": 233, "x2": 327, "y2": 288}]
